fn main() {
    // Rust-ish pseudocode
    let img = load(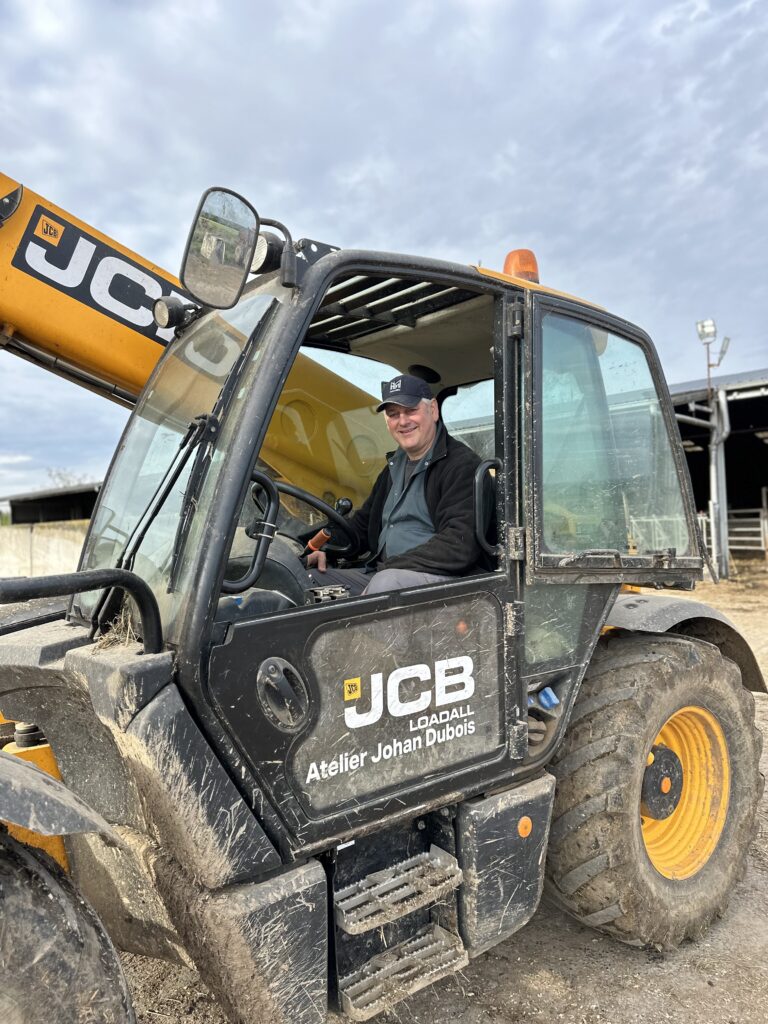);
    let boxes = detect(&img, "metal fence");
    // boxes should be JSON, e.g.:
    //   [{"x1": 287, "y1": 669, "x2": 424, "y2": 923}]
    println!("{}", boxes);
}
[
  {"x1": 698, "y1": 493, "x2": 768, "y2": 561},
  {"x1": 727, "y1": 507, "x2": 768, "y2": 555}
]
